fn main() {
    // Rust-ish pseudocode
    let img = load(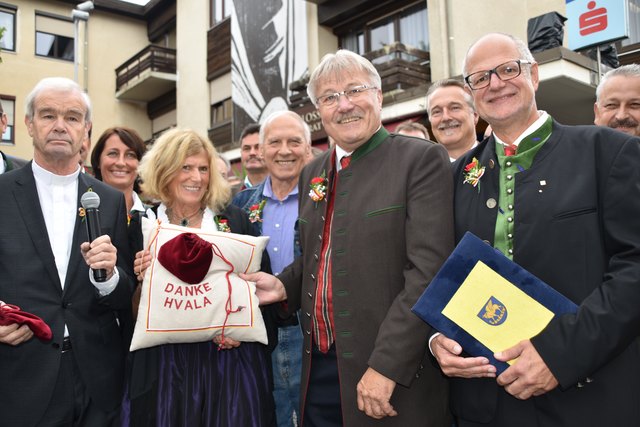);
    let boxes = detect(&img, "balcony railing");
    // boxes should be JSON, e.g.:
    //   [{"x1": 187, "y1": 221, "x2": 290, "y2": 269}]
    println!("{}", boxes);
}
[
  {"x1": 363, "y1": 42, "x2": 430, "y2": 93},
  {"x1": 115, "y1": 45, "x2": 177, "y2": 92}
]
